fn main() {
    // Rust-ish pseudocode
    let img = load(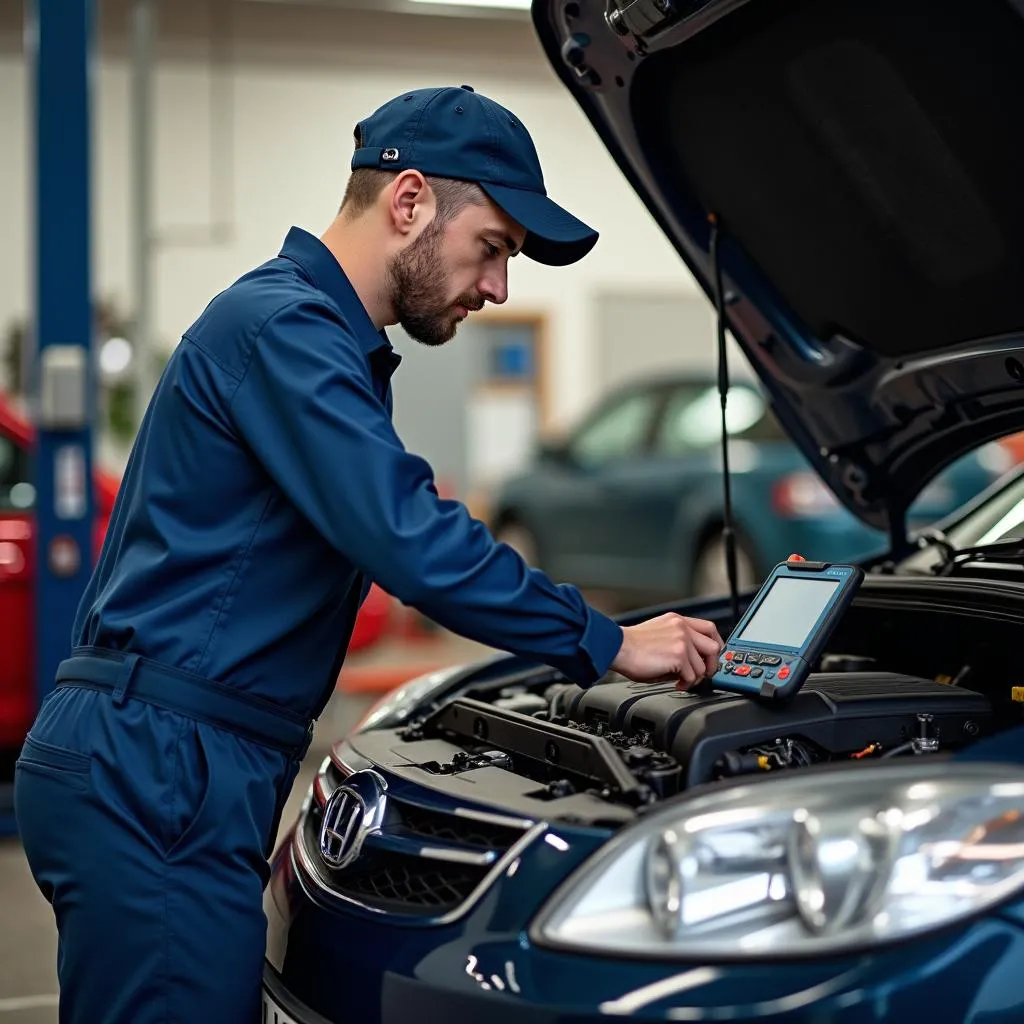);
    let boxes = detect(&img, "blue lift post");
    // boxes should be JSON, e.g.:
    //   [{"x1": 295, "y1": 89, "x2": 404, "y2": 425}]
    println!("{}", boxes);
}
[
  {"x1": 32, "y1": 0, "x2": 97, "y2": 698},
  {"x1": 1, "y1": 0, "x2": 99, "y2": 835}
]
